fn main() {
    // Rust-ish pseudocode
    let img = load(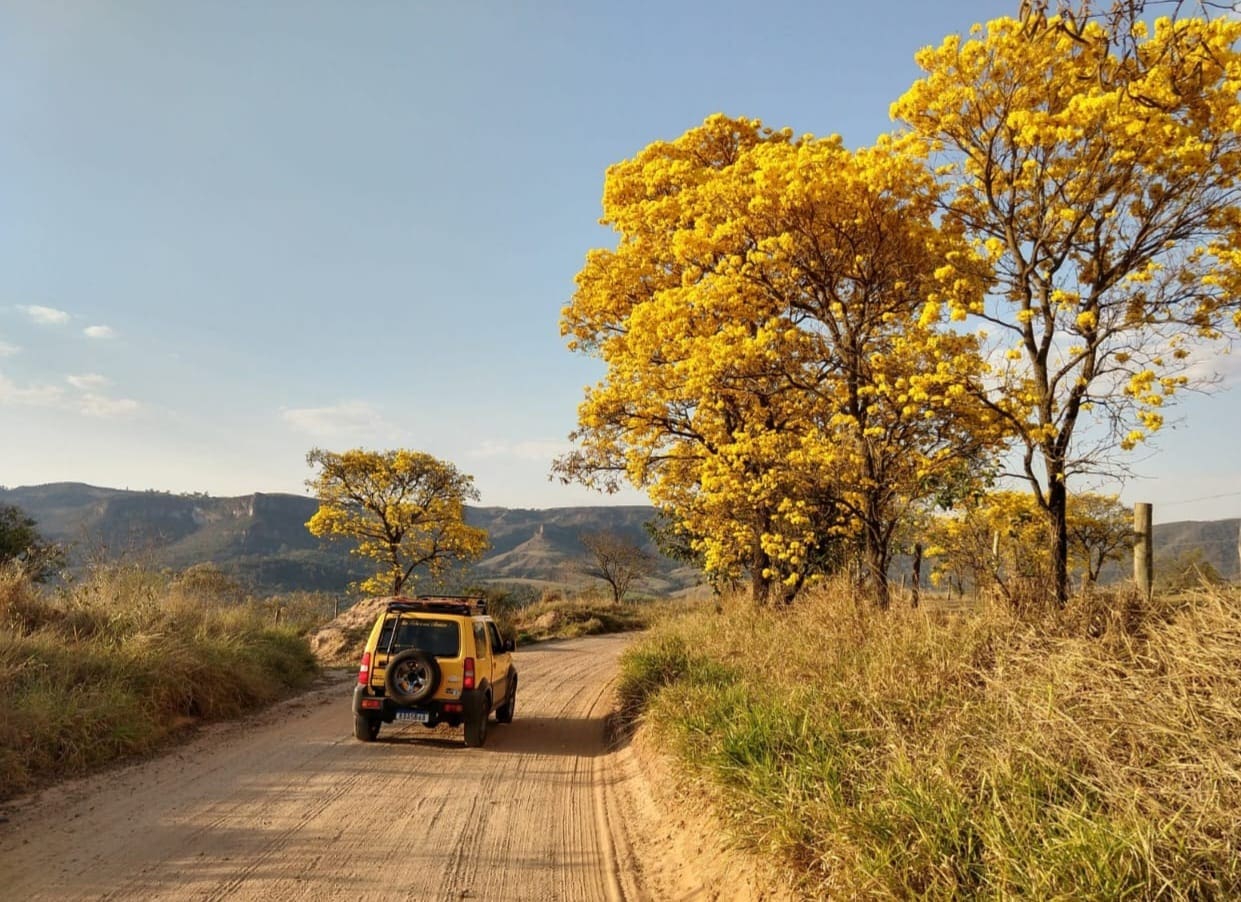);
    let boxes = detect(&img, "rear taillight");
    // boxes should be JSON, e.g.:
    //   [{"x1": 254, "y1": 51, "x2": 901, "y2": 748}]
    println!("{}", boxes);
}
[
  {"x1": 357, "y1": 651, "x2": 372, "y2": 685},
  {"x1": 463, "y1": 657, "x2": 475, "y2": 690}
]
